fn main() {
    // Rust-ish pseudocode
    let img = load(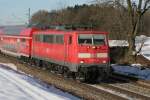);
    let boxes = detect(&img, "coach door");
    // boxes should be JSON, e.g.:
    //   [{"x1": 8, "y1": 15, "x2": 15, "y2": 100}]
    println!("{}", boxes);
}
[{"x1": 65, "y1": 35, "x2": 72, "y2": 63}]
